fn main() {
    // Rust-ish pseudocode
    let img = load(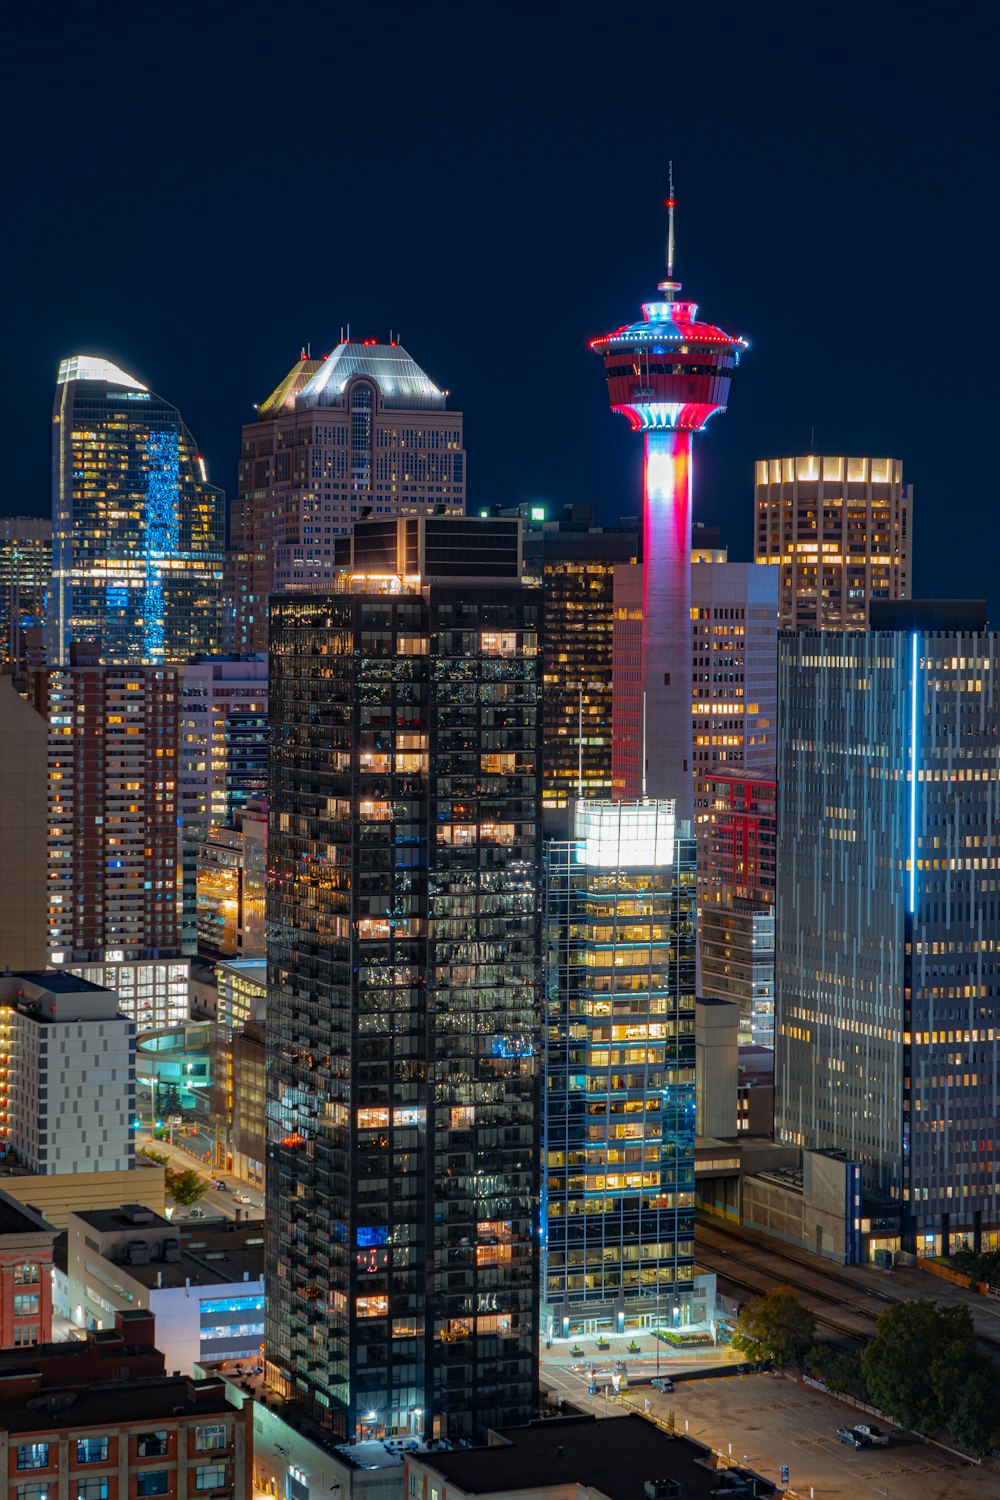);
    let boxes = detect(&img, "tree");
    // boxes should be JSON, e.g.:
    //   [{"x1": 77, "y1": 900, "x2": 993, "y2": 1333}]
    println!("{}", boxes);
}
[
  {"x1": 164, "y1": 1168, "x2": 207, "y2": 1207},
  {"x1": 731, "y1": 1287, "x2": 816, "y2": 1367},
  {"x1": 949, "y1": 1354, "x2": 1000, "y2": 1457},
  {"x1": 862, "y1": 1300, "x2": 977, "y2": 1433},
  {"x1": 805, "y1": 1340, "x2": 868, "y2": 1400},
  {"x1": 140, "y1": 1146, "x2": 169, "y2": 1166}
]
